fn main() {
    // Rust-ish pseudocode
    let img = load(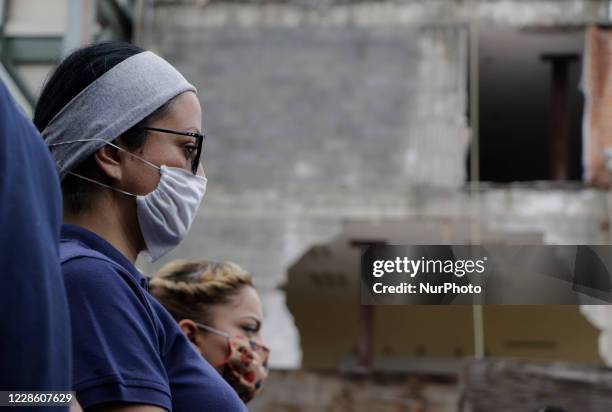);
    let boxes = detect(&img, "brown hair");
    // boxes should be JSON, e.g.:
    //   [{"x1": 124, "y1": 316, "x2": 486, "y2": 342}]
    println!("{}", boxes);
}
[{"x1": 149, "y1": 259, "x2": 253, "y2": 325}]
